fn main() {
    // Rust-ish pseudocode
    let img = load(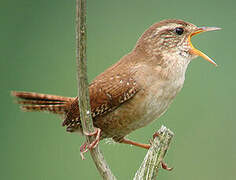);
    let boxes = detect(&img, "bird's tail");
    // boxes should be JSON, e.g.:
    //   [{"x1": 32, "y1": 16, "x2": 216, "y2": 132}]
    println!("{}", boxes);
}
[{"x1": 11, "y1": 91, "x2": 74, "y2": 115}]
